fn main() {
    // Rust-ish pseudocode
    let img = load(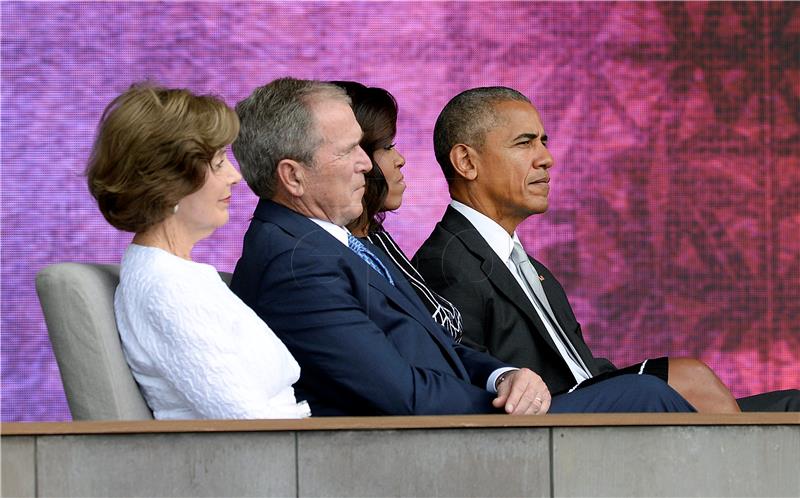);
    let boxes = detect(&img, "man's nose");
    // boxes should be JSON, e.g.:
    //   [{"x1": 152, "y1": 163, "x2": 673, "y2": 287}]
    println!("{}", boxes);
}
[
  {"x1": 537, "y1": 148, "x2": 554, "y2": 169},
  {"x1": 357, "y1": 147, "x2": 372, "y2": 172}
]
